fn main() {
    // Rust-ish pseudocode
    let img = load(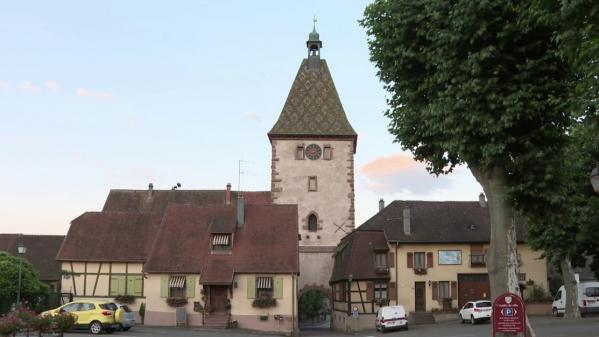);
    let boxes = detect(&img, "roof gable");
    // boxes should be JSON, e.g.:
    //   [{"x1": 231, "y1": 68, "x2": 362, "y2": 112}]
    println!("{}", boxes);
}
[
  {"x1": 0, "y1": 234, "x2": 65, "y2": 281},
  {"x1": 330, "y1": 230, "x2": 388, "y2": 282}
]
